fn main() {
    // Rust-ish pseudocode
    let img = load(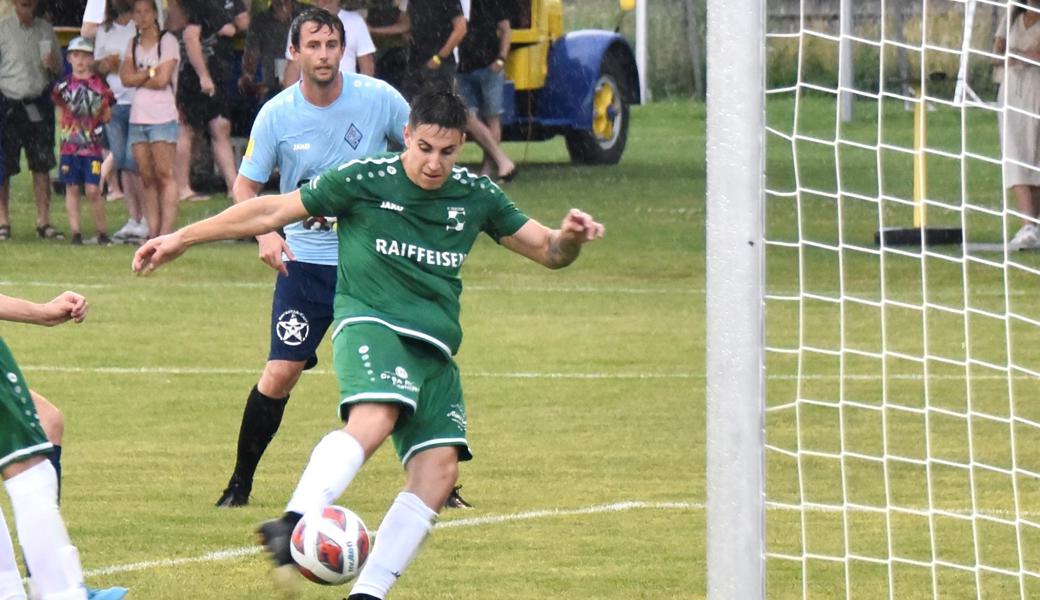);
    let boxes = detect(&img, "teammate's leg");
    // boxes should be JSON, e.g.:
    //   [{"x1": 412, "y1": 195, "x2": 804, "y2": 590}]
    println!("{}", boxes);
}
[
  {"x1": 0, "y1": 505, "x2": 25, "y2": 600},
  {"x1": 30, "y1": 392, "x2": 63, "y2": 499},
  {"x1": 215, "y1": 359, "x2": 304, "y2": 507},
  {"x1": 217, "y1": 263, "x2": 335, "y2": 507},
  {"x1": 348, "y1": 446, "x2": 457, "y2": 600}
]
